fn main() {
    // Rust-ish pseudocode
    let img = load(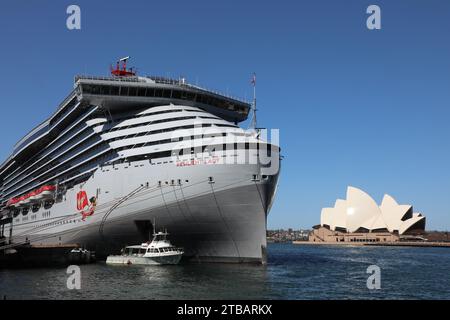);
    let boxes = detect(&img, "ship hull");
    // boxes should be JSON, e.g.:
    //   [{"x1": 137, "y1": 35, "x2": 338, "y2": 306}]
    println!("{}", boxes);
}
[{"x1": 7, "y1": 158, "x2": 279, "y2": 264}]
